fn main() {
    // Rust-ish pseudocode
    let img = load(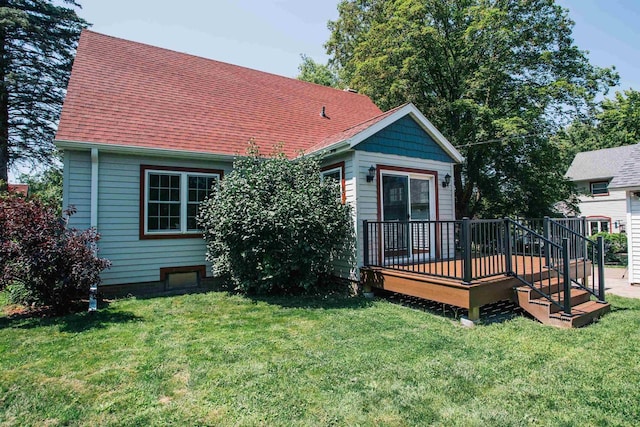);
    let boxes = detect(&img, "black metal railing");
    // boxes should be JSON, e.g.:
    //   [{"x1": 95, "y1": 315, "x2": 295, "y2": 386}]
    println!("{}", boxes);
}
[
  {"x1": 506, "y1": 219, "x2": 572, "y2": 314},
  {"x1": 362, "y1": 216, "x2": 606, "y2": 313},
  {"x1": 547, "y1": 217, "x2": 605, "y2": 301}
]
